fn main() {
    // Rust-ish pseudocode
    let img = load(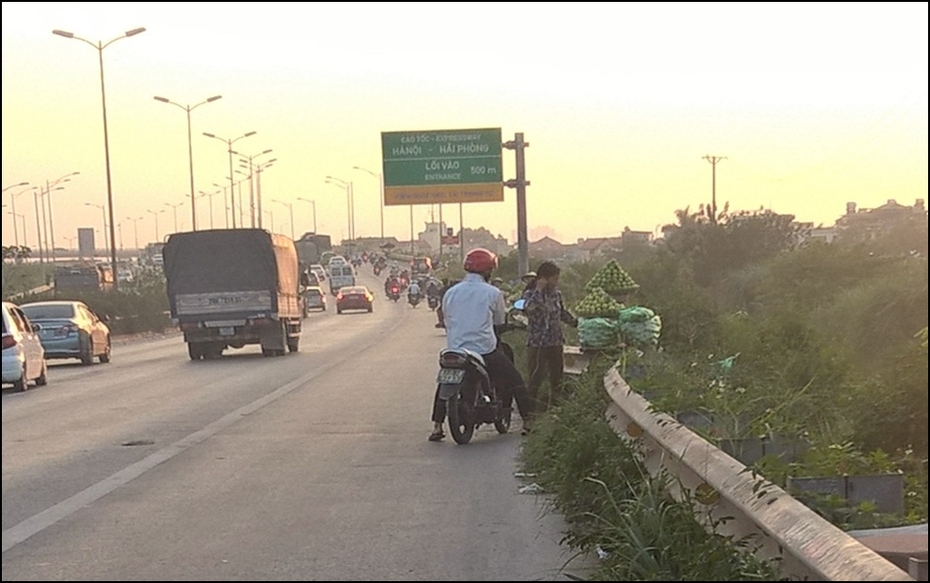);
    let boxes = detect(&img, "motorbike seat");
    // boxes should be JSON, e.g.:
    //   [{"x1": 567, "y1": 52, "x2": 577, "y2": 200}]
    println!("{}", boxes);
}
[{"x1": 439, "y1": 348, "x2": 486, "y2": 367}]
